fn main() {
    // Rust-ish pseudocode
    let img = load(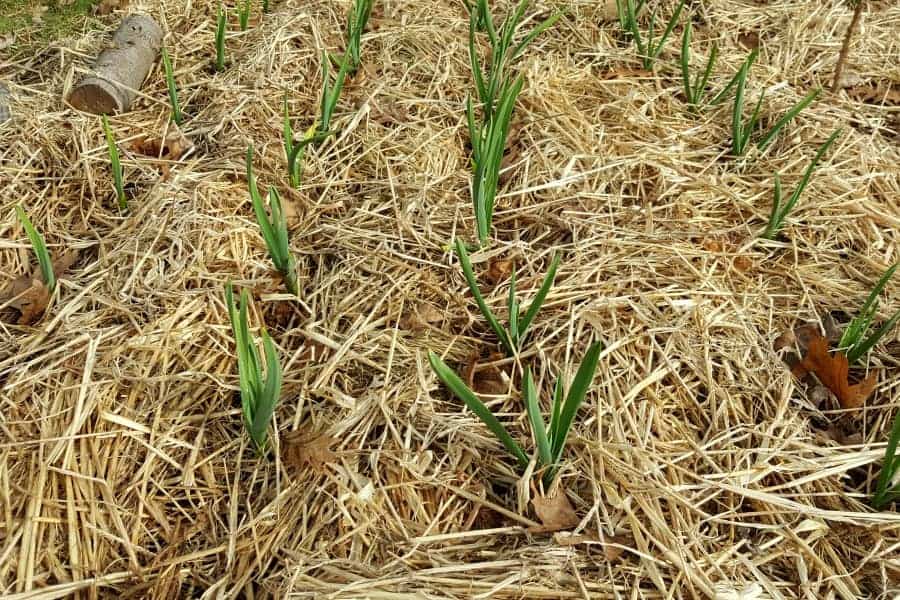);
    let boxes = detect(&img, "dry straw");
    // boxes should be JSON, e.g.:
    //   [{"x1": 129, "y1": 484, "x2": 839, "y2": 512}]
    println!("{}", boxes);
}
[{"x1": 3, "y1": 0, "x2": 900, "y2": 597}]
